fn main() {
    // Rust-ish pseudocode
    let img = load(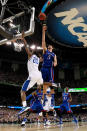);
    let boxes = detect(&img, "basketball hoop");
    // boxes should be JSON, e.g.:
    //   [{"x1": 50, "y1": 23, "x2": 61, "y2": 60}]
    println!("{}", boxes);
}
[{"x1": 0, "y1": 7, "x2": 35, "y2": 45}]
